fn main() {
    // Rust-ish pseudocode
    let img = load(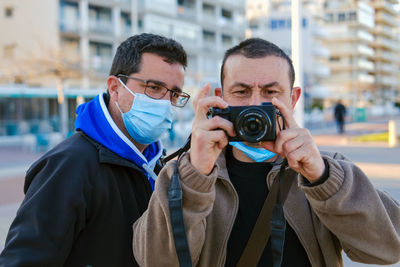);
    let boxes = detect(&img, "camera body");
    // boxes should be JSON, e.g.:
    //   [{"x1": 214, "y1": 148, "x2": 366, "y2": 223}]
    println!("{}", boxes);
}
[{"x1": 209, "y1": 102, "x2": 276, "y2": 143}]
